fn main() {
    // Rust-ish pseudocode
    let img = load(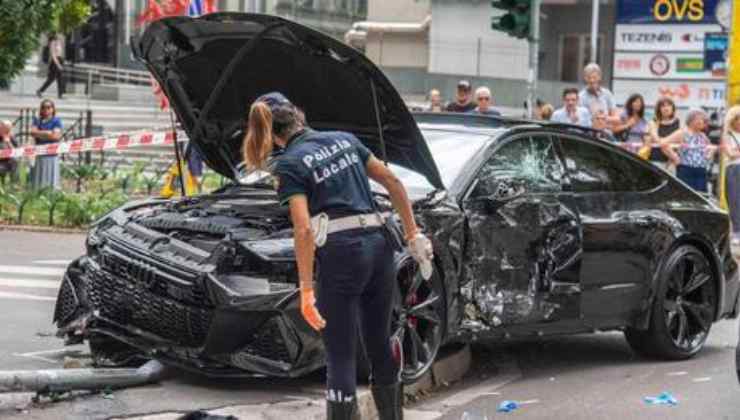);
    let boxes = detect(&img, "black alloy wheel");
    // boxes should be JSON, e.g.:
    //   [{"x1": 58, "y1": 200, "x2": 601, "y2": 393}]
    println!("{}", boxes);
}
[
  {"x1": 392, "y1": 259, "x2": 446, "y2": 384},
  {"x1": 625, "y1": 244, "x2": 716, "y2": 359}
]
